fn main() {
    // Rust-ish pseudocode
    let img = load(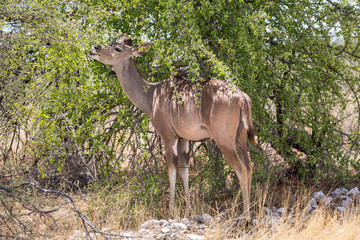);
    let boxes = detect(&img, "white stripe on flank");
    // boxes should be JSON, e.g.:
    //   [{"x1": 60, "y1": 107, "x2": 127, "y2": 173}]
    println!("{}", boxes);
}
[{"x1": 242, "y1": 114, "x2": 248, "y2": 130}]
